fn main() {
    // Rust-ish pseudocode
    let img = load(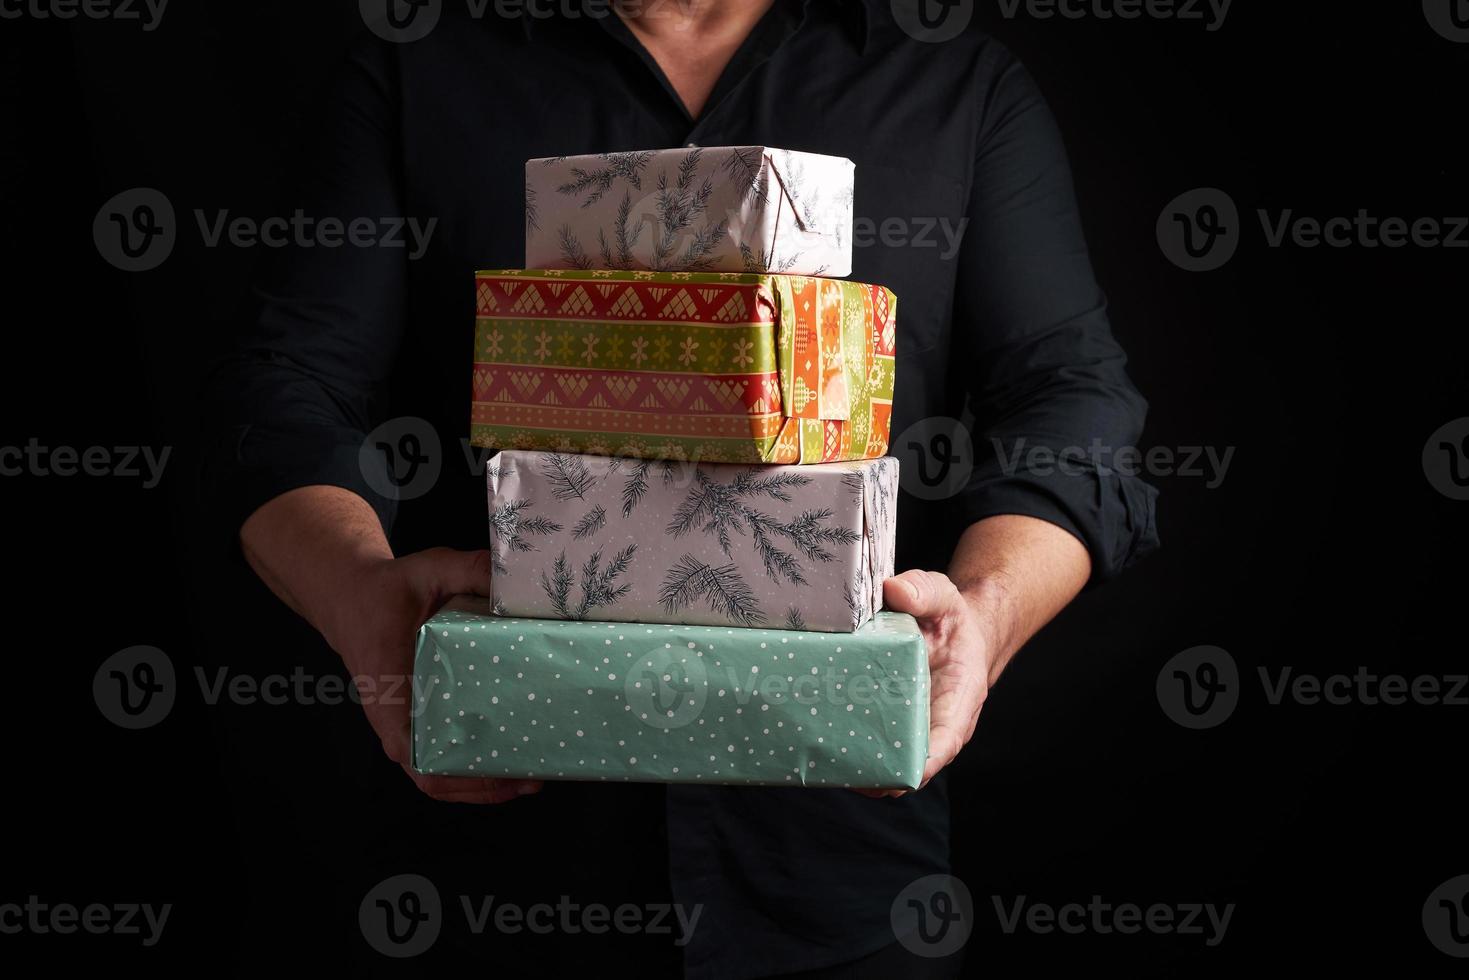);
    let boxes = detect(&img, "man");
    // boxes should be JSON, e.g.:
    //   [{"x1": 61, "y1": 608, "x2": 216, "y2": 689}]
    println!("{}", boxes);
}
[{"x1": 207, "y1": 1, "x2": 1158, "y2": 975}]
